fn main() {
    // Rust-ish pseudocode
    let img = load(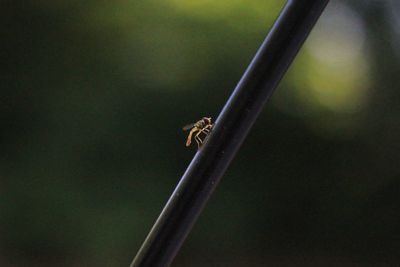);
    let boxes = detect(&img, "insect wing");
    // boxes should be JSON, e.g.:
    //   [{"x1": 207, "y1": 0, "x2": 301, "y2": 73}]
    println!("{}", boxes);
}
[{"x1": 182, "y1": 123, "x2": 195, "y2": 131}]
